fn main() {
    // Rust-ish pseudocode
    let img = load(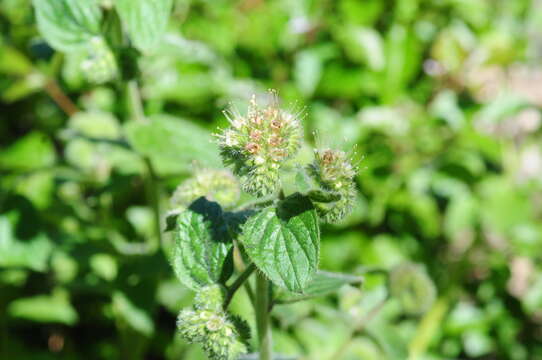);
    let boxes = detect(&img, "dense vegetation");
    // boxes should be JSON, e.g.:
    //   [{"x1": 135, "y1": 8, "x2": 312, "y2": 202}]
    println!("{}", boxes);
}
[{"x1": 1, "y1": 0, "x2": 542, "y2": 359}]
